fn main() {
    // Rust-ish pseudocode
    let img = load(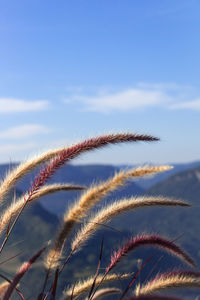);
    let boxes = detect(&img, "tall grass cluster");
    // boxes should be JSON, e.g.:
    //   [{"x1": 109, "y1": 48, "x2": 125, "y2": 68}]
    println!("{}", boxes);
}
[{"x1": 0, "y1": 132, "x2": 198, "y2": 299}]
